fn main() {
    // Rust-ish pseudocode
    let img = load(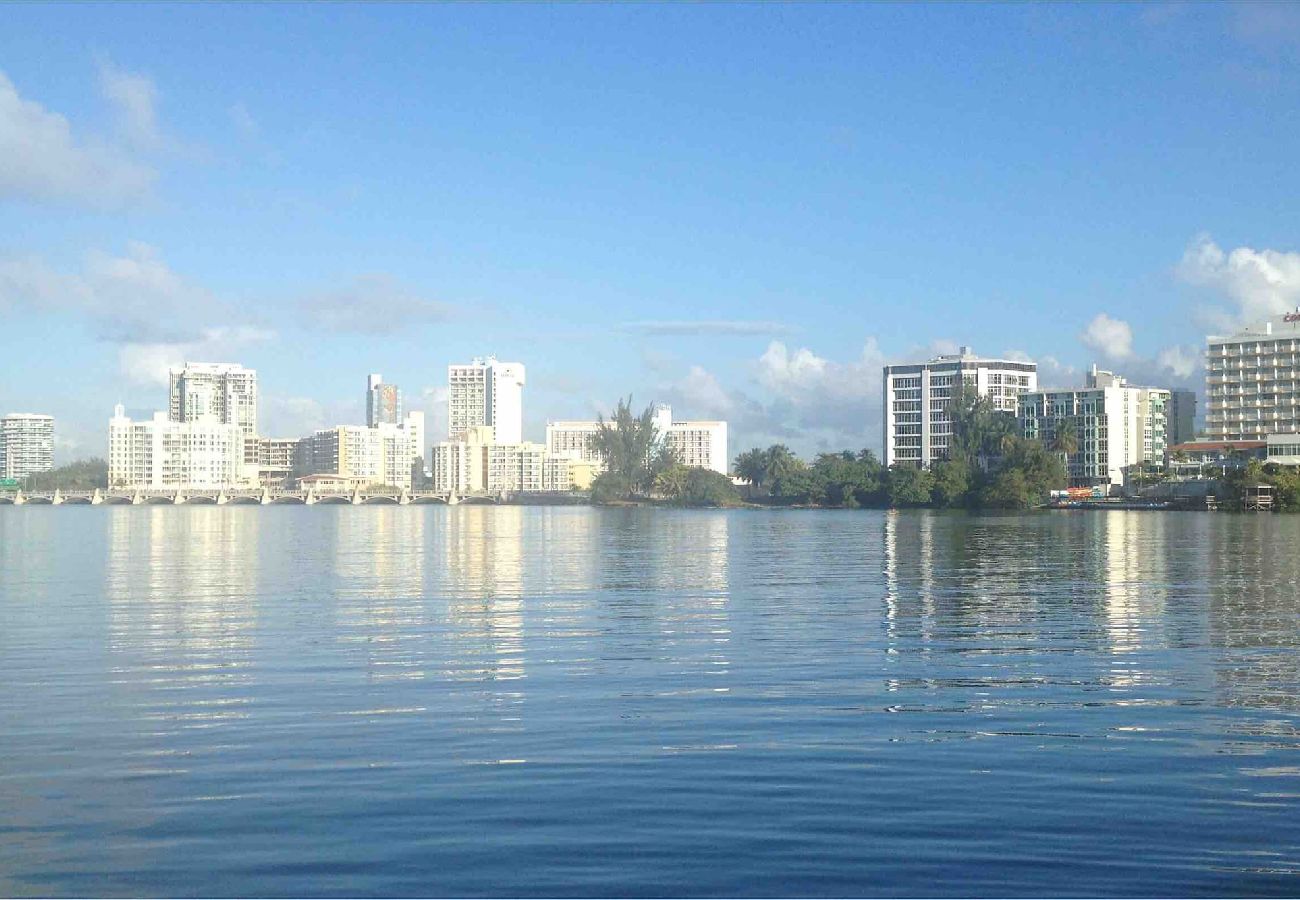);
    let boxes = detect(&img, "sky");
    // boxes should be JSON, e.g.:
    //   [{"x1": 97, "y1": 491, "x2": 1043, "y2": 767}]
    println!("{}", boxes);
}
[{"x1": 4, "y1": 2, "x2": 1300, "y2": 463}]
